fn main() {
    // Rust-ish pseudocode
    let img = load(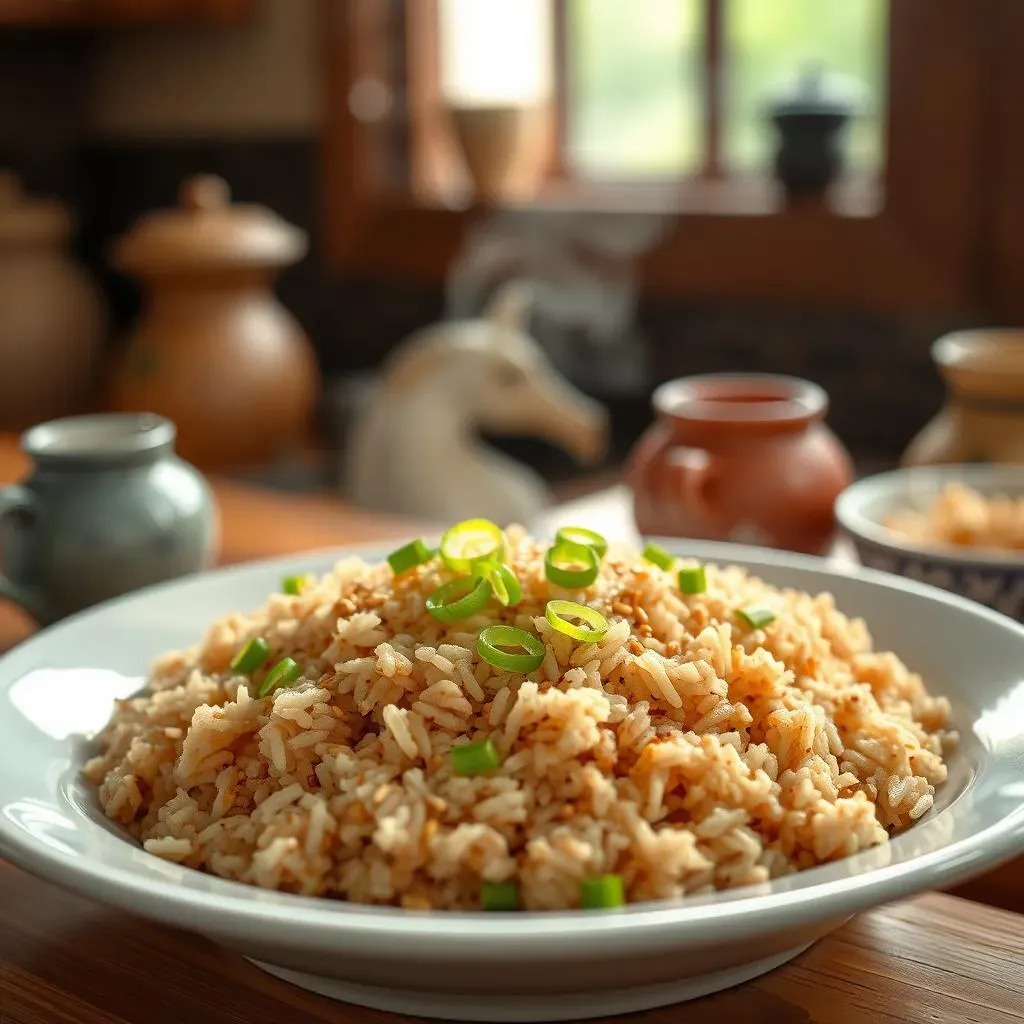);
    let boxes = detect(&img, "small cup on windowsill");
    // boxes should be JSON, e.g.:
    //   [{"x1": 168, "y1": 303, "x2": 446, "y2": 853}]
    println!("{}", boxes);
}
[{"x1": 446, "y1": 103, "x2": 550, "y2": 203}]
